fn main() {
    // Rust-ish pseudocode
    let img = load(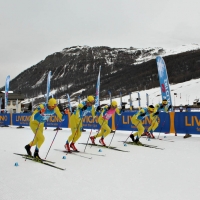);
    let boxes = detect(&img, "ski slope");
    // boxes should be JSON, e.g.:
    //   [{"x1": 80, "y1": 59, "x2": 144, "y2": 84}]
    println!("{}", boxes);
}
[
  {"x1": 99, "y1": 78, "x2": 200, "y2": 109},
  {"x1": 1, "y1": 127, "x2": 200, "y2": 200},
  {"x1": 22, "y1": 78, "x2": 200, "y2": 111}
]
